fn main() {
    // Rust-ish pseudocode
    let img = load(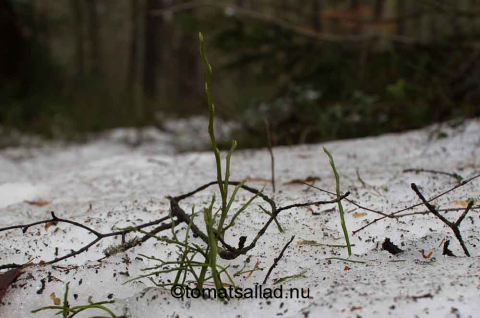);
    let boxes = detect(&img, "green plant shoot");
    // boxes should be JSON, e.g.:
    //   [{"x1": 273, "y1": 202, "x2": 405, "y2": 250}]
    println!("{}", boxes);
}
[
  {"x1": 323, "y1": 147, "x2": 352, "y2": 256},
  {"x1": 32, "y1": 282, "x2": 126, "y2": 318},
  {"x1": 199, "y1": 32, "x2": 237, "y2": 236}
]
